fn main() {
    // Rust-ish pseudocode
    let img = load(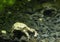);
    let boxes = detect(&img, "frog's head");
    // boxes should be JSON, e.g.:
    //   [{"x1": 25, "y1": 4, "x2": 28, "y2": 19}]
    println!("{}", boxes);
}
[{"x1": 13, "y1": 22, "x2": 27, "y2": 30}]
